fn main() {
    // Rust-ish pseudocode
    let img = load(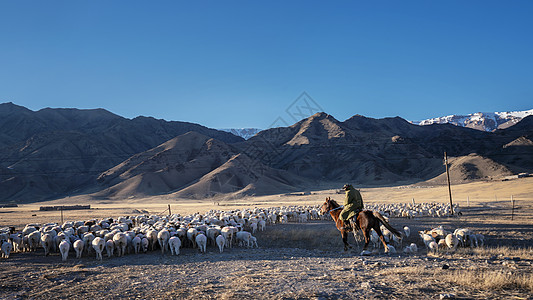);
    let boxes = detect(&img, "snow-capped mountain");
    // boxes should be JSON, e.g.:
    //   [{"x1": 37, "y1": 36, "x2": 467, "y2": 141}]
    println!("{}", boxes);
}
[
  {"x1": 417, "y1": 109, "x2": 533, "y2": 131},
  {"x1": 220, "y1": 128, "x2": 262, "y2": 140}
]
